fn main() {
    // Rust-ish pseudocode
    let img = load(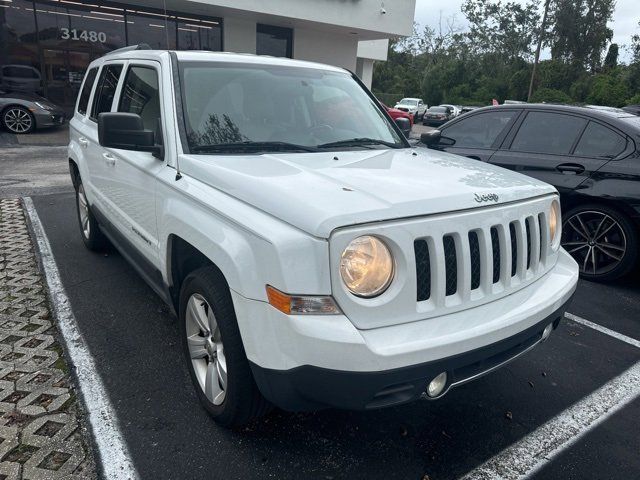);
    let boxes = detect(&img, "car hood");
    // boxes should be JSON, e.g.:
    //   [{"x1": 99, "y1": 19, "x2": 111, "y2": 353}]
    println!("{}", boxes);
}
[{"x1": 179, "y1": 148, "x2": 556, "y2": 238}]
